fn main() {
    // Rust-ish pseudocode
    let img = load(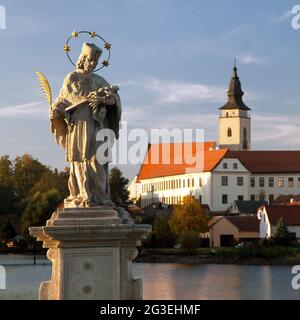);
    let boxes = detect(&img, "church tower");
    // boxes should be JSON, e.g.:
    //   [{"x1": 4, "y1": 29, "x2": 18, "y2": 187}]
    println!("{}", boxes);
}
[{"x1": 219, "y1": 63, "x2": 251, "y2": 150}]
